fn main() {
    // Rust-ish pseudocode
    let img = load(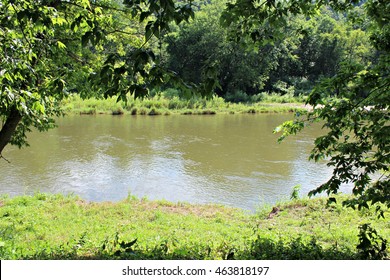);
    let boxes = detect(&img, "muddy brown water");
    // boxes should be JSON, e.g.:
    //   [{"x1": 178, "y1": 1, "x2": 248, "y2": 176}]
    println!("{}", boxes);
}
[{"x1": 0, "y1": 114, "x2": 351, "y2": 211}]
